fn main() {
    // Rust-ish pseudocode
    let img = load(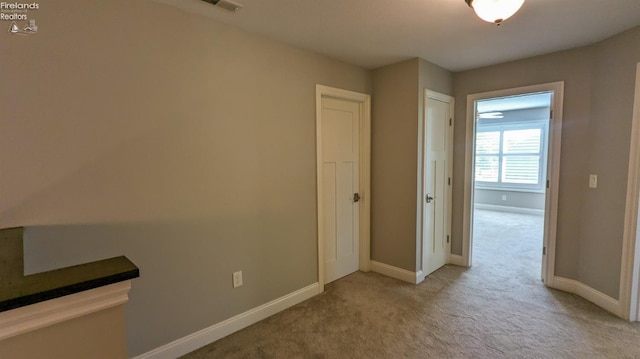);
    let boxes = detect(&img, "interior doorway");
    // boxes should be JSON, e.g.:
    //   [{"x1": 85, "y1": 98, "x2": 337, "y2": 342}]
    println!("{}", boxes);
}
[
  {"x1": 473, "y1": 93, "x2": 550, "y2": 279},
  {"x1": 462, "y1": 82, "x2": 564, "y2": 285}
]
